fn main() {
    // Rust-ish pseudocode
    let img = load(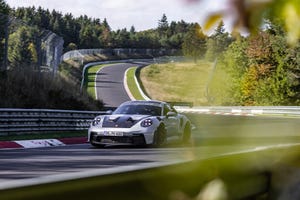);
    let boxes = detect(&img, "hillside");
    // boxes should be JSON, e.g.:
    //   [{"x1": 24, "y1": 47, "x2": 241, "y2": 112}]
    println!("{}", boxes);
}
[
  {"x1": 0, "y1": 69, "x2": 102, "y2": 110},
  {"x1": 140, "y1": 61, "x2": 218, "y2": 105}
]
